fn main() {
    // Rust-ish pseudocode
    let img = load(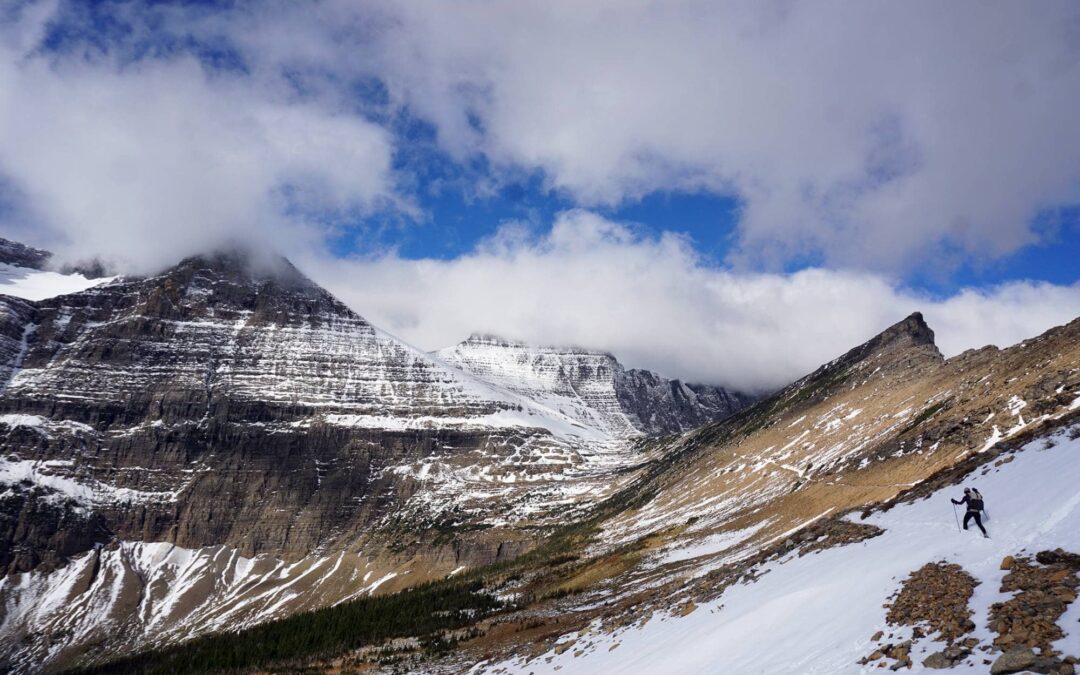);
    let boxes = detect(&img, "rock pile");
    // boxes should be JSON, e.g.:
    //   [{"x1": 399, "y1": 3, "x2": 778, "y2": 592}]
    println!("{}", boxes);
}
[
  {"x1": 795, "y1": 519, "x2": 885, "y2": 557},
  {"x1": 860, "y1": 561, "x2": 979, "y2": 670},
  {"x1": 987, "y1": 549, "x2": 1080, "y2": 674},
  {"x1": 859, "y1": 639, "x2": 915, "y2": 670},
  {"x1": 885, "y1": 562, "x2": 978, "y2": 642},
  {"x1": 922, "y1": 641, "x2": 979, "y2": 669}
]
